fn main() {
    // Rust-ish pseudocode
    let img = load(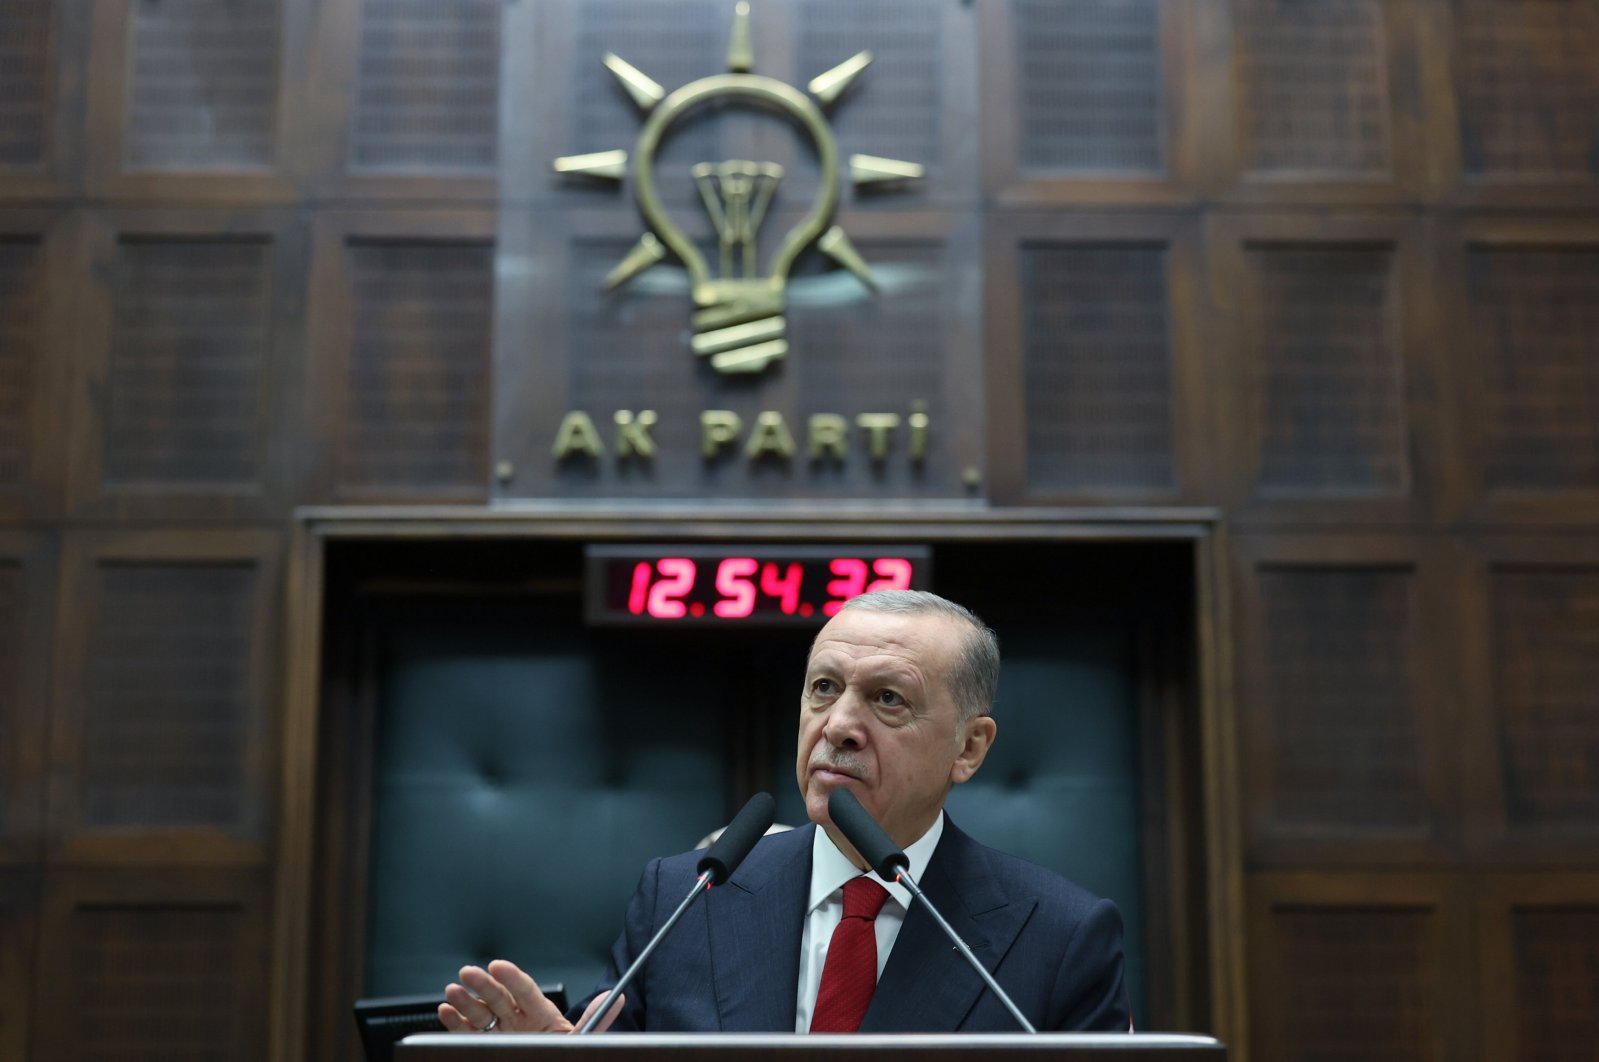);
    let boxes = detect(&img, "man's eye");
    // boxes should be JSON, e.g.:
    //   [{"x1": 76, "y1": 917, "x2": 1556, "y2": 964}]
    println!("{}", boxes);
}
[
  {"x1": 876, "y1": 689, "x2": 904, "y2": 707},
  {"x1": 812, "y1": 678, "x2": 836, "y2": 695}
]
